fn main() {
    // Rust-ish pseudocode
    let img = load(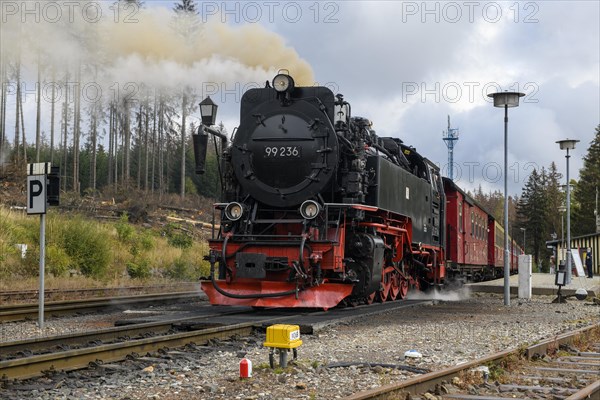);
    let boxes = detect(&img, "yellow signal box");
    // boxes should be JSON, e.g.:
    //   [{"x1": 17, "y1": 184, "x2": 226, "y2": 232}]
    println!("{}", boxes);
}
[{"x1": 263, "y1": 324, "x2": 302, "y2": 368}]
